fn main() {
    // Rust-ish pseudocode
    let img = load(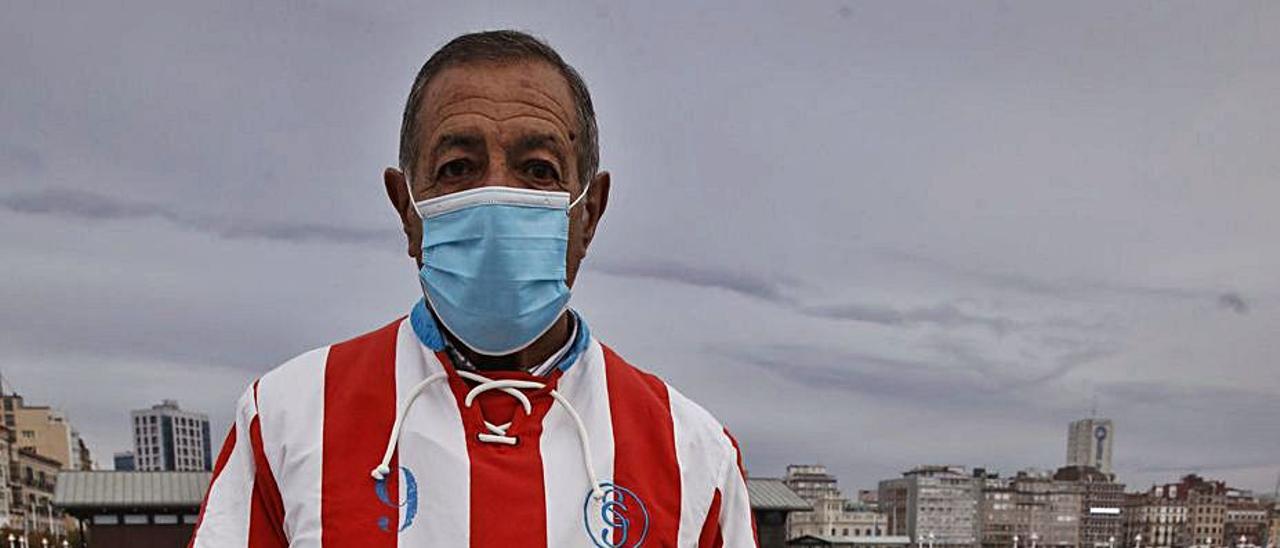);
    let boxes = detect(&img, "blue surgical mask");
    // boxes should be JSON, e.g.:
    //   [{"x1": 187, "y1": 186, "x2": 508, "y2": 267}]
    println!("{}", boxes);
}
[{"x1": 409, "y1": 183, "x2": 589, "y2": 356}]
